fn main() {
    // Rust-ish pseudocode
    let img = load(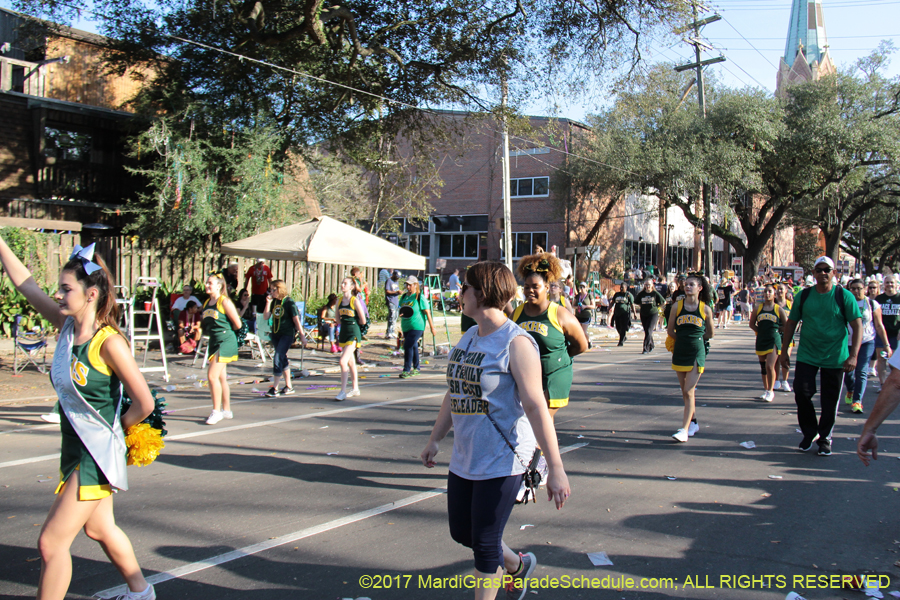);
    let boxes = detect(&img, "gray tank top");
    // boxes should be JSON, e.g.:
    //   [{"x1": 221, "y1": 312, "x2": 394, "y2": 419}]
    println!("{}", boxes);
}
[{"x1": 447, "y1": 318, "x2": 538, "y2": 480}]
